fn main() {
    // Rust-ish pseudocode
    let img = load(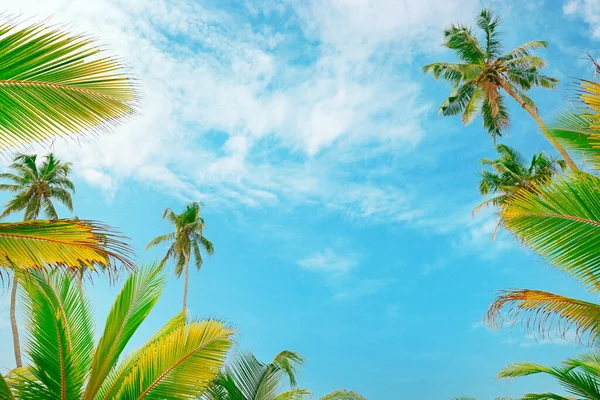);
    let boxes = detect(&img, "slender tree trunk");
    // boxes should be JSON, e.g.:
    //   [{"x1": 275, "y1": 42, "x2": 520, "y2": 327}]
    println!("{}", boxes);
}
[
  {"x1": 10, "y1": 273, "x2": 22, "y2": 368},
  {"x1": 182, "y1": 252, "x2": 190, "y2": 312},
  {"x1": 499, "y1": 80, "x2": 580, "y2": 172}
]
